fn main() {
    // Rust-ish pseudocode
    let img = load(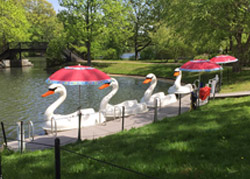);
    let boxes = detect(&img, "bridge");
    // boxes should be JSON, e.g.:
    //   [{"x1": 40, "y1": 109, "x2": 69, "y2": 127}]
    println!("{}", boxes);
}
[
  {"x1": 0, "y1": 42, "x2": 85, "y2": 67},
  {"x1": 0, "y1": 42, "x2": 48, "y2": 60}
]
